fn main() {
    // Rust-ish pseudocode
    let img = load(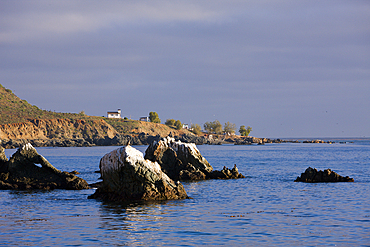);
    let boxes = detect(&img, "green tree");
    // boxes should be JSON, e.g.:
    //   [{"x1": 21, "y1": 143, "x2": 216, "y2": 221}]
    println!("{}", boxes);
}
[
  {"x1": 204, "y1": 121, "x2": 212, "y2": 133},
  {"x1": 174, "y1": 120, "x2": 182, "y2": 130},
  {"x1": 149, "y1": 112, "x2": 161, "y2": 123},
  {"x1": 165, "y1": 119, "x2": 176, "y2": 126},
  {"x1": 204, "y1": 120, "x2": 222, "y2": 134},
  {"x1": 191, "y1": 123, "x2": 202, "y2": 135},
  {"x1": 224, "y1": 122, "x2": 236, "y2": 134},
  {"x1": 239, "y1": 125, "x2": 252, "y2": 136}
]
